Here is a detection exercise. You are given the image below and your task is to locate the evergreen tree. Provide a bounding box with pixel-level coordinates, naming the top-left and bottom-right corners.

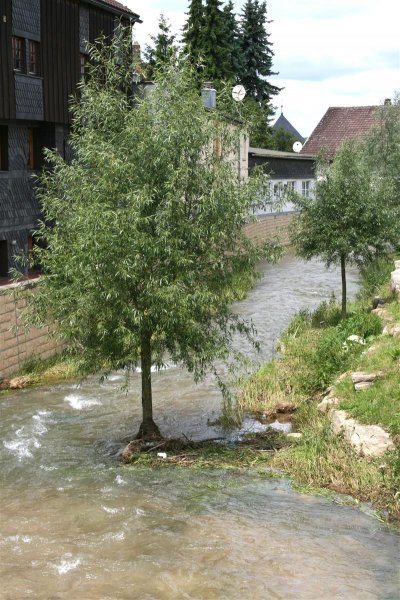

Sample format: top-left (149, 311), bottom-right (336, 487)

top-left (182, 0), bottom-right (204, 70)
top-left (223, 1), bottom-right (241, 81)
top-left (202, 0), bottom-right (232, 82)
top-left (144, 14), bottom-right (177, 80)
top-left (239, 0), bottom-right (280, 103)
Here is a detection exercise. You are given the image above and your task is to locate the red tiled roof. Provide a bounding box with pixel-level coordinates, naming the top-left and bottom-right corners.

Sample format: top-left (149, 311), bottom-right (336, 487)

top-left (92, 0), bottom-right (138, 18)
top-left (301, 106), bottom-right (378, 157)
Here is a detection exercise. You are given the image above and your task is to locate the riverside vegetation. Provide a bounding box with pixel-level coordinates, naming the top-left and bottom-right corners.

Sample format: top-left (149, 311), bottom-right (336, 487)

top-left (238, 254), bottom-right (400, 523)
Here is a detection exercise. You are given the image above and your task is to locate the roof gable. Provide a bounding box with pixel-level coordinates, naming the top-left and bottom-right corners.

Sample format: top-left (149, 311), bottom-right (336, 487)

top-left (273, 113), bottom-right (305, 144)
top-left (87, 0), bottom-right (139, 19)
top-left (301, 106), bottom-right (377, 156)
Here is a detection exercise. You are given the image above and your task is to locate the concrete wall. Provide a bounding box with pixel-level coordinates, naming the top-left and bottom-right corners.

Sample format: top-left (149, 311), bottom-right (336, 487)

top-left (0, 282), bottom-right (63, 377)
top-left (244, 212), bottom-right (295, 246)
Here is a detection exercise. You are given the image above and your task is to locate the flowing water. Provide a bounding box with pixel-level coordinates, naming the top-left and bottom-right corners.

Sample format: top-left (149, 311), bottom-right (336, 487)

top-left (1, 254), bottom-right (399, 599)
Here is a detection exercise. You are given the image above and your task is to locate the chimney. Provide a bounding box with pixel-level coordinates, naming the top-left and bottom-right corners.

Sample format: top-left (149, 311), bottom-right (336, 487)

top-left (132, 42), bottom-right (141, 66)
top-left (201, 82), bottom-right (216, 110)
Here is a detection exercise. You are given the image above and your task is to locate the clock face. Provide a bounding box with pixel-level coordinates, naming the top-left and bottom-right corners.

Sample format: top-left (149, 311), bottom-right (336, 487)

top-left (232, 85), bottom-right (246, 102)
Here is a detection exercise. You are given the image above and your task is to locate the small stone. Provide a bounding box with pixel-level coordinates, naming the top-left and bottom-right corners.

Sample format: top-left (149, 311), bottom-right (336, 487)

top-left (275, 402), bottom-right (296, 414)
top-left (371, 307), bottom-right (388, 320)
top-left (9, 375), bottom-right (33, 389)
top-left (317, 396), bottom-right (340, 413)
top-left (351, 371), bottom-right (384, 384)
top-left (347, 334), bottom-right (365, 345)
top-left (391, 268), bottom-right (400, 293)
top-left (372, 296), bottom-right (386, 309)
top-left (286, 432), bottom-right (302, 440)
top-left (383, 324), bottom-right (400, 336)
top-left (354, 381), bottom-right (372, 391)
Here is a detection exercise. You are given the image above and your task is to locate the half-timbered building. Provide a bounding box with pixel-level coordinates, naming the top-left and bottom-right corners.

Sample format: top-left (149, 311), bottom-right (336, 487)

top-left (0, 0), bottom-right (140, 278)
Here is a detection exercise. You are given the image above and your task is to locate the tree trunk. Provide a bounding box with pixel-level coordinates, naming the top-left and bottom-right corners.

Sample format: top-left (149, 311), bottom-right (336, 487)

top-left (340, 253), bottom-right (347, 320)
top-left (137, 331), bottom-right (161, 439)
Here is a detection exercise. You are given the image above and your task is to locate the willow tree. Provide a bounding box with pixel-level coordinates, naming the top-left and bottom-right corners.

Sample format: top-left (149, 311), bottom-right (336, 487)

top-left (291, 138), bottom-right (399, 319)
top-left (25, 36), bottom-right (269, 438)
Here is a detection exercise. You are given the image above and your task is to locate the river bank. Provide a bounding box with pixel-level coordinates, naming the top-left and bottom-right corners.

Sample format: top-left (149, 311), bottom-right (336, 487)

top-left (238, 255), bottom-right (400, 523)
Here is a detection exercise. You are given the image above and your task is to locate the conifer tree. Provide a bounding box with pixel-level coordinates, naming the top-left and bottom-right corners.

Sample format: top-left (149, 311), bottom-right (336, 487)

top-left (223, 1), bottom-right (241, 81)
top-left (239, 0), bottom-right (280, 103)
top-left (182, 0), bottom-right (204, 70)
top-left (202, 0), bottom-right (232, 82)
top-left (144, 14), bottom-right (177, 80)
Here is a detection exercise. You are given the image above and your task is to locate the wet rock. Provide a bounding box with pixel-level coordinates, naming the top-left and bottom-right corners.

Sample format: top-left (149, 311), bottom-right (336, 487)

top-left (121, 440), bottom-right (142, 463)
top-left (331, 410), bottom-right (395, 458)
top-left (8, 375), bottom-right (33, 389)
top-left (317, 396), bottom-right (340, 413)
top-left (351, 371), bottom-right (384, 385)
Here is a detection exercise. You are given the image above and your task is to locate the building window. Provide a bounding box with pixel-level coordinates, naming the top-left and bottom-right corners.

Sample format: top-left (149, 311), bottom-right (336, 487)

top-left (0, 126), bottom-right (8, 171)
top-left (80, 54), bottom-right (88, 80)
top-left (302, 180), bottom-right (311, 197)
top-left (28, 40), bottom-right (39, 75)
top-left (12, 36), bottom-right (24, 71)
top-left (27, 128), bottom-right (36, 170)
top-left (0, 240), bottom-right (8, 278)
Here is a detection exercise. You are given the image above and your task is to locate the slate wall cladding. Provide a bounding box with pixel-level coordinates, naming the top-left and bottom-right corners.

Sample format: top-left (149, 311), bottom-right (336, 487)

top-left (0, 125), bottom-right (40, 271)
top-left (80, 6), bottom-right (90, 53)
top-left (15, 74), bottom-right (44, 120)
top-left (12, 0), bottom-right (41, 39)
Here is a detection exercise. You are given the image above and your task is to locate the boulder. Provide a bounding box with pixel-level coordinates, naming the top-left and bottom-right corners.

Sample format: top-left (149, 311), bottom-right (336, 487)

top-left (331, 410), bottom-right (395, 458)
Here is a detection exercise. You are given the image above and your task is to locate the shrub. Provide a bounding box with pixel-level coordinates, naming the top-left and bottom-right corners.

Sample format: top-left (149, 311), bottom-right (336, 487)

top-left (339, 310), bottom-right (383, 339)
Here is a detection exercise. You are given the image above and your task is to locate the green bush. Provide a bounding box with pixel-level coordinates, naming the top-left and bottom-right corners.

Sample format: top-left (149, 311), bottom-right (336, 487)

top-left (311, 299), bottom-right (342, 328)
top-left (339, 310), bottom-right (383, 339)
top-left (358, 255), bottom-right (396, 299)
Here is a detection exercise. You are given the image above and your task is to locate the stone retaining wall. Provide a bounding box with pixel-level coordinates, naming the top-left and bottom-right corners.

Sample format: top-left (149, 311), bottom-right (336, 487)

top-left (0, 282), bottom-right (63, 377)
top-left (244, 212), bottom-right (295, 246)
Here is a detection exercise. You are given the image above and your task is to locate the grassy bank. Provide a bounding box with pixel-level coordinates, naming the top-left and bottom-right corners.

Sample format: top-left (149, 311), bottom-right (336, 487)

top-left (237, 254), bottom-right (400, 522)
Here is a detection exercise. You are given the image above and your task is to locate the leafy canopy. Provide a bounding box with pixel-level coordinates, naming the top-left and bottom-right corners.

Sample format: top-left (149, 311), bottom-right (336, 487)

top-left (27, 37), bottom-right (270, 384)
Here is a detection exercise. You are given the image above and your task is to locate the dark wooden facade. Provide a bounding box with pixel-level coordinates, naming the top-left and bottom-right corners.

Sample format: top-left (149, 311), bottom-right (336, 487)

top-left (0, 0), bottom-right (140, 277)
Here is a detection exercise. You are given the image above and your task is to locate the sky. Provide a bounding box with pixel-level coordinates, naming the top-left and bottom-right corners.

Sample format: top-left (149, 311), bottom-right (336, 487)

top-left (124, 0), bottom-right (400, 138)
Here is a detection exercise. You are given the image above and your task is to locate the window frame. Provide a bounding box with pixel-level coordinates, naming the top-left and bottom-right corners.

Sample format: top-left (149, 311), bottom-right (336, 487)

top-left (0, 126), bottom-right (8, 171)
top-left (12, 36), bottom-right (24, 71)
top-left (28, 40), bottom-right (39, 75)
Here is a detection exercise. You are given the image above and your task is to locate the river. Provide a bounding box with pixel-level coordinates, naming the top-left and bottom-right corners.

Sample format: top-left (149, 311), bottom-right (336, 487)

top-left (1, 254), bottom-right (399, 599)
